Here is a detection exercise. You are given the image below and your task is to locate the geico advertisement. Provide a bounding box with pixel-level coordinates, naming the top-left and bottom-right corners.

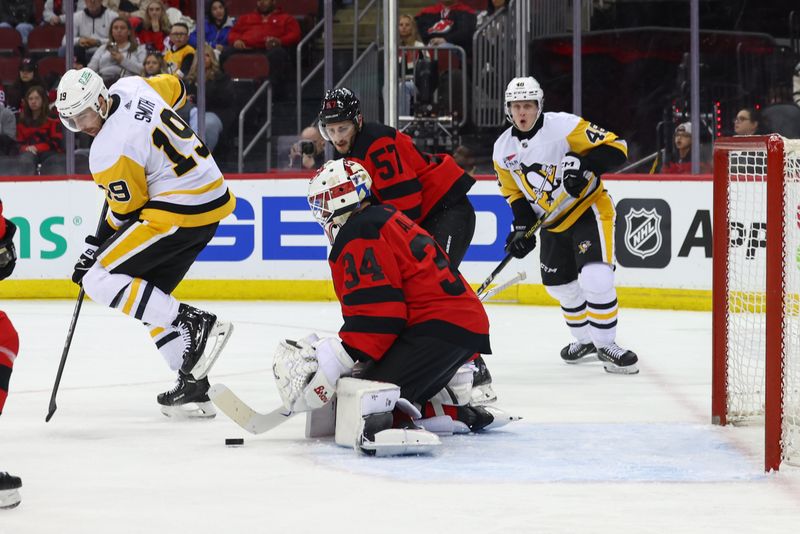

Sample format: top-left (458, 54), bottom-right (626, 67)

top-left (1, 177), bottom-right (721, 289)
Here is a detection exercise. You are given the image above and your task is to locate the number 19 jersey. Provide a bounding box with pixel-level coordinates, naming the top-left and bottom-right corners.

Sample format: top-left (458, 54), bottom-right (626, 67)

top-left (89, 75), bottom-right (235, 231)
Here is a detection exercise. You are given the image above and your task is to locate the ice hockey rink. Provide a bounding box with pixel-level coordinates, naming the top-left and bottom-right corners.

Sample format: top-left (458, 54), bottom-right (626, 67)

top-left (1, 299), bottom-right (799, 533)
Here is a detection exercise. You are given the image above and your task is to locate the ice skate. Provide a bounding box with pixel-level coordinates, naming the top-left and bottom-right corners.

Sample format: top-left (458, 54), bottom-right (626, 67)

top-left (470, 355), bottom-right (498, 405)
top-left (0, 472), bottom-right (21, 509)
top-left (158, 372), bottom-right (217, 418)
top-left (560, 341), bottom-right (598, 364)
top-left (173, 303), bottom-right (233, 379)
top-left (597, 343), bottom-right (639, 374)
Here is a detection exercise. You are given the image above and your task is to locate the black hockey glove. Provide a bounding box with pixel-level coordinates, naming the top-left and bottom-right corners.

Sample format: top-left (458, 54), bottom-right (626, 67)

top-left (561, 152), bottom-right (592, 198)
top-left (505, 224), bottom-right (537, 259)
top-left (72, 235), bottom-right (102, 285)
top-left (0, 219), bottom-right (17, 281)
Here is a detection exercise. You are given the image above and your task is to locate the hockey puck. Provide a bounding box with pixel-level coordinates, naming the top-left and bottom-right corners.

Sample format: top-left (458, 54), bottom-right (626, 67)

top-left (225, 438), bottom-right (244, 446)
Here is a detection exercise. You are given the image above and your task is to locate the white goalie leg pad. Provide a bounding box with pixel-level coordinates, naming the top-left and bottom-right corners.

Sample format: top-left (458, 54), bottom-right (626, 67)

top-left (0, 488), bottom-right (21, 509)
top-left (335, 378), bottom-right (440, 456)
top-left (428, 365), bottom-right (474, 407)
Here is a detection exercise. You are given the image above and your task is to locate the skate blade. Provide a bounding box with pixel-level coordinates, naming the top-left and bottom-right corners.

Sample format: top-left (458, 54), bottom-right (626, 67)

top-left (190, 320), bottom-right (234, 380)
top-left (0, 489), bottom-right (21, 509)
top-left (602, 362), bottom-right (639, 375)
top-left (563, 353), bottom-right (600, 364)
top-left (483, 406), bottom-right (523, 430)
top-left (160, 401), bottom-right (217, 419)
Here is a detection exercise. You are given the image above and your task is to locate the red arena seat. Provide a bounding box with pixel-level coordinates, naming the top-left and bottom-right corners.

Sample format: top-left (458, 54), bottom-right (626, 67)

top-left (0, 28), bottom-right (23, 56)
top-left (27, 25), bottom-right (66, 57)
top-left (36, 55), bottom-right (67, 81)
top-left (0, 56), bottom-right (20, 84)
top-left (223, 53), bottom-right (270, 81)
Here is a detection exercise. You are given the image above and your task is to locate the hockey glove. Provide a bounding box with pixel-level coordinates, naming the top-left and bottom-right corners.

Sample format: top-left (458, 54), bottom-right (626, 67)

top-left (0, 219), bottom-right (17, 281)
top-left (561, 152), bottom-right (592, 198)
top-left (505, 224), bottom-right (537, 259)
top-left (72, 235), bottom-right (102, 285)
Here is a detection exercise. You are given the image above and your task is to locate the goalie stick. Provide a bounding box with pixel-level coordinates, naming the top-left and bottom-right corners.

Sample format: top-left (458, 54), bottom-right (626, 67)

top-left (208, 384), bottom-right (295, 434)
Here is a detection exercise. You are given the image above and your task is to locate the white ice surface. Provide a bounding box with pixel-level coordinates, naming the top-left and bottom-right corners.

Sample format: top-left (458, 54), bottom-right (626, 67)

top-left (1, 300), bottom-right (800, 533)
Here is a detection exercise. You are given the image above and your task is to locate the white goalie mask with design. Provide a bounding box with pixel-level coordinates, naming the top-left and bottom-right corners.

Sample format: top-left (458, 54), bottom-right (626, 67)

top-left (308, 159), bottom-right (373, 244)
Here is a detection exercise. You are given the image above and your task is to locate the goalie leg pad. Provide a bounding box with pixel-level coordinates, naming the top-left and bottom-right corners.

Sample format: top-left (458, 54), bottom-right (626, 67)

top-left (335, 378), bottom-right (440, 456)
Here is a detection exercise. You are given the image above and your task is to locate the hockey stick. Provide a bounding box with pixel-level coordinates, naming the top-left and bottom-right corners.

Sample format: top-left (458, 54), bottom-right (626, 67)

top-left (209, 384), bottom-right (296, 434)
top-left (475, 193), bottom-right (568, 296)
top-left (478, 271), bottom-right (526, 302)
top-left (46, 202), bottom-right (109, 422)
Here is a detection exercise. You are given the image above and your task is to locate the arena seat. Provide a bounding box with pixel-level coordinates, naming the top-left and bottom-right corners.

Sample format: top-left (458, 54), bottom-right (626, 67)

top-left (36, 56), bottom-right (67, 81)
top-left (0, 28), bottom-right (22, 56)
top-left (27, 25), bottom-right (66, 58)
top-left (0, 57), bottom-right (20, 84)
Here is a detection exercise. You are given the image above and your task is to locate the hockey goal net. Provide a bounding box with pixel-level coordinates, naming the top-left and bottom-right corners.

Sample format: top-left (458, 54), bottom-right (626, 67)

top-left (712, 135), bottom-right (800, 471)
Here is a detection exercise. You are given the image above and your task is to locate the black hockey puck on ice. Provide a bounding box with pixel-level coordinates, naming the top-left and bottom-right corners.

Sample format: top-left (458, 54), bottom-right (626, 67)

top-left (225, 438), bottom-right (244, 446)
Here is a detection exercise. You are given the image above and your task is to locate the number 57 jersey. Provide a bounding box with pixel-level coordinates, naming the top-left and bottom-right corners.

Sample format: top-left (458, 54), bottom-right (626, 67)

top-left (89, 74), bottom-right (235, 230)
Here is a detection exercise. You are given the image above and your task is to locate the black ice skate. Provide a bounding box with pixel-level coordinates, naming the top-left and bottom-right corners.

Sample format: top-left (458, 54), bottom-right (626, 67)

top-left (455, 405), bottom-right (521, 432)
top-left (560, 341), bottom-right (598, 364)
top-left (172, 303), bottom-right (233, 379)
top-left (0, 472), bottom-right (22, 509)
top-left (470, 355), bottom-right (497, 405)
top-left (157, 372), bottom-right (216, 418)
top-left (597, 343), bottom-right (639, 374)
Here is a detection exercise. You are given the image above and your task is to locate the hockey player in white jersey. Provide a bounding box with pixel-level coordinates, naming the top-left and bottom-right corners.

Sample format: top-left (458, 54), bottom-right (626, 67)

top-left (55, 68), bottom-right (236, 416)
top-left (492, 76), bottom-right (638, 374)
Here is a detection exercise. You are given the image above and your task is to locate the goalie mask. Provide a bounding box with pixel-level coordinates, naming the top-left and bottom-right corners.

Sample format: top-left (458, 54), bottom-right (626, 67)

top-left (55, 67), bottom-right (110, 133)
top-left (504, 76), bottom-right (544, 131)
top-left (308, 159), bottom-right (373, 244)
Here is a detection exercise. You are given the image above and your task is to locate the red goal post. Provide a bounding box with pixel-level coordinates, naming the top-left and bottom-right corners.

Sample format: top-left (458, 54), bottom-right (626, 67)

top-left (712, 135), bottom-right (800, 472)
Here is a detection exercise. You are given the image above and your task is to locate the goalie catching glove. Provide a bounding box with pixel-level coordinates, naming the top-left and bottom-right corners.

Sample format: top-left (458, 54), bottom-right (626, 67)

top-left (273, 334), bottom-right (354, 412)
top-left (560, 152), bottom-right (594, 198)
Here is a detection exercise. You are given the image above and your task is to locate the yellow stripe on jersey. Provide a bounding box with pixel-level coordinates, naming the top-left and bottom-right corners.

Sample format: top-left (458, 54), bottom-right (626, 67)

top-left (140, 189), bottom-right (235, 228)
top-left (154, 177), bottom-right (225, 197)
top-left (123, 278), bottom-right (143, 315)
top-left (98, 220), bottom-right (175, 269)
top-left (143, 74), bottom-right (187, 110)
top-left (93, 155), bottom-right (149, 218)
top-left (494, 162), bottom-right (527, 205)
top-left (565, 118), bottom-right (628, 158)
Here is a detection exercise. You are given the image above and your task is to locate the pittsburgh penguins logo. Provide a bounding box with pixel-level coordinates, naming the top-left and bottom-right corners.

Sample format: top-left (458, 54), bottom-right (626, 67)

top-left (516, 162), bottom-right (559, 204)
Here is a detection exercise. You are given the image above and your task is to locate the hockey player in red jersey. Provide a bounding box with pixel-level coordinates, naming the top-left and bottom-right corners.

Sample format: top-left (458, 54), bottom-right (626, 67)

top-left (0, 197), bottom-right (23, 509)
top-left (317, 88), bottom-right (496, 403)
top-left (271, 160), bottom-right (512, 454)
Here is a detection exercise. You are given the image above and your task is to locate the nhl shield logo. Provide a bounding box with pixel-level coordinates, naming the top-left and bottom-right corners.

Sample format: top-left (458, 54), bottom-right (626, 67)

top-left (624, 208), bottom-right (662, 259)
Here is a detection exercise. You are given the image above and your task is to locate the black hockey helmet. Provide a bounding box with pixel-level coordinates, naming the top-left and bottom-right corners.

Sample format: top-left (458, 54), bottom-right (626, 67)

top-left (318, 87), bottom-right (362, 140)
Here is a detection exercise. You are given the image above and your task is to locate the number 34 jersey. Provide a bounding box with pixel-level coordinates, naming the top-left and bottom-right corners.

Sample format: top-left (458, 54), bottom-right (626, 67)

top-left (328, 204), bottom-right (491, 363)
top-left (89, 74), bottom-right (235, 231)
top-left (493, 111), bottom-right (627, 232)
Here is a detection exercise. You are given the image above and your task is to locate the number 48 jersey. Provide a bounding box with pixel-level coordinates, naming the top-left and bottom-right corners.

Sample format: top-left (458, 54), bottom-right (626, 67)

top-left (89, 75), bottom-right (235, 231)
top-left (328, 204), bottom-right (491, 363)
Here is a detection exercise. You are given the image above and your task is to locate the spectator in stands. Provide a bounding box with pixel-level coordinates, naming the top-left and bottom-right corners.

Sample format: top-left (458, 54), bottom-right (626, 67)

top-left (60, 0), bottom-right (118, 67)
top-left (0, 1), bottom-right (35, 46)
top-left (733, 107), bottom-right (760, 136)
top-left (43, 0), bottom-right (86, 25)
top-left (16, 86), bottom-right (63, 168)
top-left (136, 0), bottom-right (171, 52)
top-left (4, 59), bottom-right (45, 114)
top-left (105, 0), bottom-right (141, 17)
top-left (164, 22), bottom-right (195, 77)
top-left (661, 122), bottom-right (709, 174)
top-left (182, 44), bottom-right (232, 151)
top-left (415, 0), bottom-right (477, 56)
top-left (0, 94), bottom-right (16, 156)
top-left (225, 0), bottom-right (301, 99)
top-left (189, 0), bottom-right (234, 56)
top-left (398, 14), bottom-right (428, 116)
top-left (288, 125), bottom-right (325, 169)
top-left (142, 51), bottom-right (169, 76)
top-left (477, 0), bottom-right (506, 27)
top-left (88, 17), bottom-right (146, 86)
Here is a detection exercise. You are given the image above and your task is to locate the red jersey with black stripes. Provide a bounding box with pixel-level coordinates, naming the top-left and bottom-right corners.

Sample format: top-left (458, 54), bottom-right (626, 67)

top-left (328, 203), bottom-right (490, 362)
top-left (335, 122), bottom-right (474, 224)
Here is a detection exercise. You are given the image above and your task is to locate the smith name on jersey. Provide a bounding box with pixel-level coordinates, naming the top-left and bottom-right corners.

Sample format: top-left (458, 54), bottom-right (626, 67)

top-left (90, 74), bottom-right (235, 231)
top-left (493, 112), bottom-right (627, 232)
